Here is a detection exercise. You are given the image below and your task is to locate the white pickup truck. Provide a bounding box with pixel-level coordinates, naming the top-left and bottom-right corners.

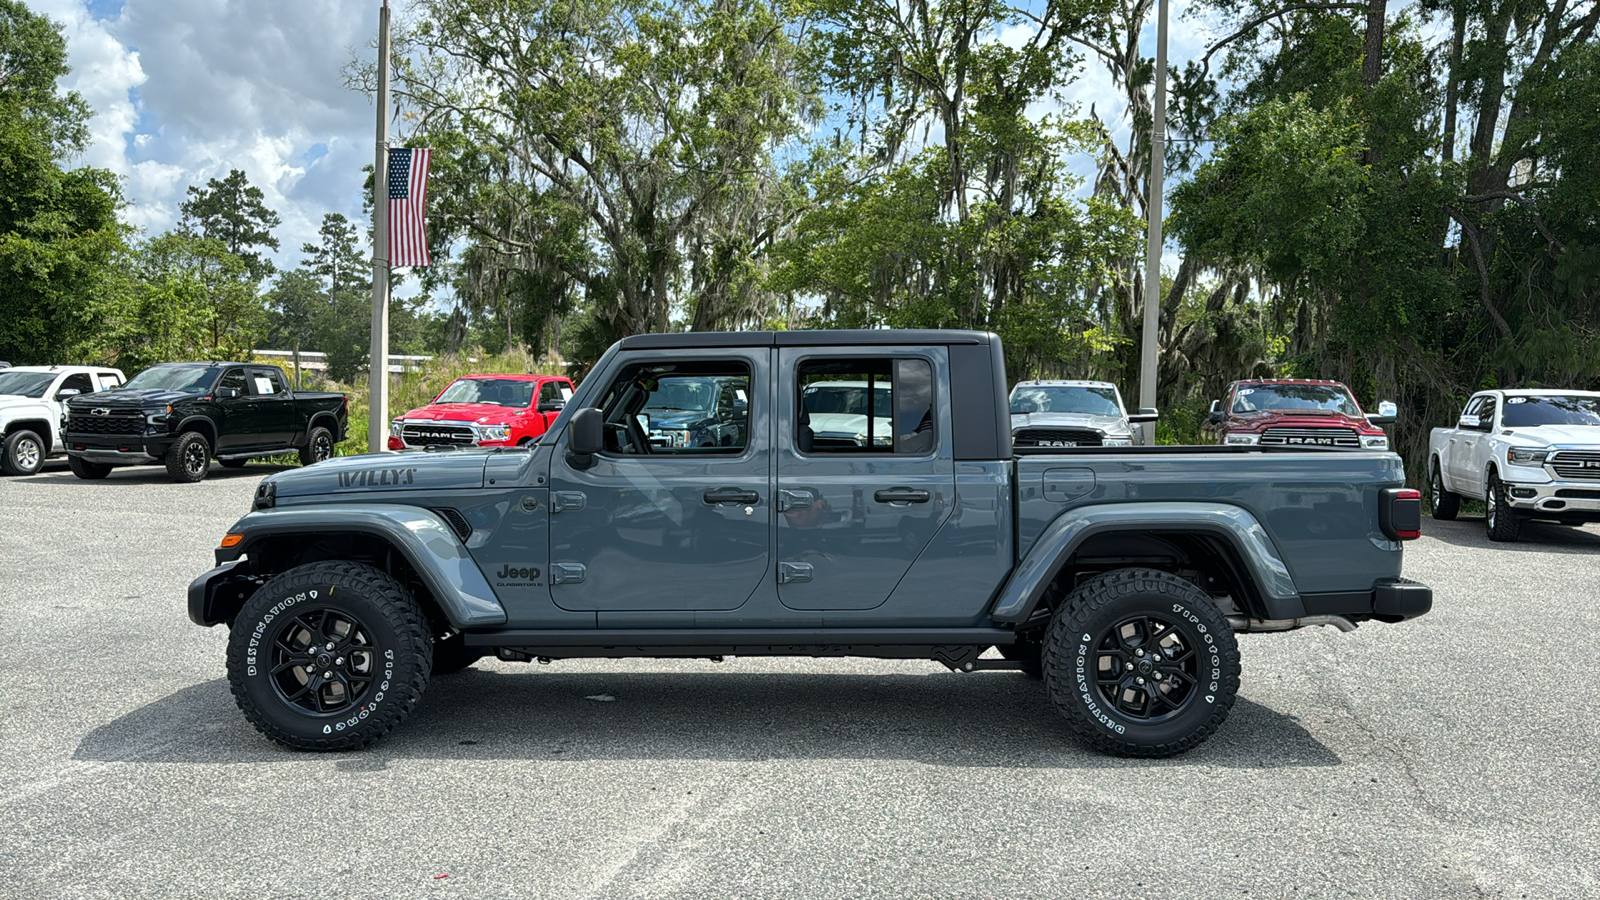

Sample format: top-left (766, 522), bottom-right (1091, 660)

top-left (0, 366), bottom-right (127, 476)
top-left (1428, 389), bottom-right (1600, 541)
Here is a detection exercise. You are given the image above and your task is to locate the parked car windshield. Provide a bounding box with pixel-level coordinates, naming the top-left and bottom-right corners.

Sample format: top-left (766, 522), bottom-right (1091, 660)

top-left (0, 371), bottom-right (56, 398)
top-left (1010, 385), bottom-right (1123, 417)
top-left (803, 383), bottom-right (892, 417)
top-left (643, 378), bottom-right (717, 412)
top-left (1231, 384), bottom-right (1361, 416)
top-left (121, 366), bottom-right (220, 393)
top-left (434, 378), bottom-right (536, 408)
top-left (1502, 395), bottom-right (1600, 427)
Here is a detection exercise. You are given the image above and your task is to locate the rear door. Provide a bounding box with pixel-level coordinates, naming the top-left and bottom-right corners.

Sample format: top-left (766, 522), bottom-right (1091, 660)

top-left (547, 349), bottom-right (770, 611)
top-left (774, 347), bottom-right (953, 611)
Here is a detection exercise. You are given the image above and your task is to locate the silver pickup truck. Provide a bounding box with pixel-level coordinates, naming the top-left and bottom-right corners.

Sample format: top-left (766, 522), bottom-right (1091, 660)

top-left (189, 330), bottom-right (1430, 758)
top-left (1428, 389), bottom-right (1600, 541)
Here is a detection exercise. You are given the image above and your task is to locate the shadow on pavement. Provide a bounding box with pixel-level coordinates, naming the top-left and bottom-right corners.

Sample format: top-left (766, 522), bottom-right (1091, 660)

top-left (1420, 516), bottom-right (1600, 553)
top-left (17, 464), bottom-right (296, 485)
top-left (75, 670), bottom-right (1339, 770)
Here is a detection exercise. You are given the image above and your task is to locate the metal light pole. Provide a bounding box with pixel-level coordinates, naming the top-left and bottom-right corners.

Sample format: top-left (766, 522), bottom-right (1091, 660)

top-left (1138, 0), bottom-right (1169, 445)
top-left (367, 0), bottom-right (392, 454)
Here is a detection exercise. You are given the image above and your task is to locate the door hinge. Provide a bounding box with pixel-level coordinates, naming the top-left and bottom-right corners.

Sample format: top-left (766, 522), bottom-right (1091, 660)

top-left (777, 562), bottom-right (814, 585)
top-left (550, 563), bottom-right (587, 585)
top-left (776, 489), bottom-right (813, 512)
top-left (551, 491), bottom-right (587, 513)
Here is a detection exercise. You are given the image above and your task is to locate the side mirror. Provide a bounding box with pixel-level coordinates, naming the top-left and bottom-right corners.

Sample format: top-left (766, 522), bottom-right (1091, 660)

top-left (56, 388), bottom-right (82, 399)
top-left (1367, 401), bottom-right (1398, 426)
top-left (1128, 407), bottom-right (1160, 424)
top-left (1458, 414), bottom-right (1481, 429)
top-left (1206, 400), bottom-right (1224, 425)
top-left (217, 387), bottom-right (242, 400)
top-left (567, 407), bottom-right (604, 457)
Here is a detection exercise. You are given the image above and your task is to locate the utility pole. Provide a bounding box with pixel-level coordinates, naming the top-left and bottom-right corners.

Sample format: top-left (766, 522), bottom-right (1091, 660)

top-left (1138, 0), bottom-right (1170, 445)
top-left (368, 0), bottom-right (391, 454)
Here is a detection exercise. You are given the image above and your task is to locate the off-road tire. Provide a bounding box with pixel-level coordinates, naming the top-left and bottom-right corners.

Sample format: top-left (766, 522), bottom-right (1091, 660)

top-left (165, 431), bottom-right (211, 482)
top-left (226, 561), bottom-right (432, 751)
top-left (299, 426), bottom-right (334, 467)
top-left (1485, 472), bottom-right (1522, 543)
top-left (68, 455), bottom-right (112, 480)
top-left (1430, 461), bottom-right (1459, 521)
top-left (1, 429), bottom-right (45, 476)
top-left (431, 633), bottom-right (486, 676)
top-left (999, 641), bottom-right (1044, 679)
top-left (1042, 568), bottom-right (1240, 758)
top-left (219, 458), bottom-right (248, 469)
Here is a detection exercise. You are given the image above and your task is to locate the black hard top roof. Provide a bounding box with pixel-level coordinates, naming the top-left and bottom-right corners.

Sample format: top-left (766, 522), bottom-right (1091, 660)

top-left (617, 329), bottom-right (996, 350)
top-left (148, 361), bottom-right (259, 368)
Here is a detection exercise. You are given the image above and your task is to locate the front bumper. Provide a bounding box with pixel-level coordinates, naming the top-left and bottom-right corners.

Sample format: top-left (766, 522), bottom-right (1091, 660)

top-left (1502, 480), bottom-right (1600, 517)
top-left (65, 434), bottom-right (172, 465)
top-left (188, 560), bottom-right (256, 626)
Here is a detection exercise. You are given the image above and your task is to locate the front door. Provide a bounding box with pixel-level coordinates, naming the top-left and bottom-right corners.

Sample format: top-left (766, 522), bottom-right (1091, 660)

top-left (213, 368), bottom-right (255, 452)
top-left (547, 348), bottom-right (770, 611)
top-left (775, 347), bottom-right (954, 611)
top-left (250, 366), bottom-right (296, 447)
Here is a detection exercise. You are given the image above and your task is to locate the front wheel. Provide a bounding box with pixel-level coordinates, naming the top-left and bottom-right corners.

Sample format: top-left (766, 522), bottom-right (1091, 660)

top-left (299, 425), bottom-right (334, 466)
top-left (226, 561), bottom-right (432, 751)
top-left (1485, 472), bottom-right (1522, 542)
top-left (1430, 462), bottom-right (1460, 521)
top-left (165, 431), bottom-right (211, 482)
top-left (1042, 568), bottom-right (1240, 758)
top-left (1, 429), bottom-right (46, 476)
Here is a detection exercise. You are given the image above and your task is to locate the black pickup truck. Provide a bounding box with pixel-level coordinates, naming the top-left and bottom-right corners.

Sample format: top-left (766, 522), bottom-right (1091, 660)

top-left (65, 362), bottom-right (347, 482)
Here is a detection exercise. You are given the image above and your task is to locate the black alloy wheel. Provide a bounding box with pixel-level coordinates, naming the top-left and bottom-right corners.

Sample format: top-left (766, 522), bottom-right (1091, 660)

top-left (165, 431), bottom-right (211, 482)
top-left (266, 608), bottom-right (381, 716)
top-left (299, 426), bottom-right (335, 467)
top-left (1083, 613), bottom-right (1201, 723)
top-left (1, 429), bottom-right (45, 476)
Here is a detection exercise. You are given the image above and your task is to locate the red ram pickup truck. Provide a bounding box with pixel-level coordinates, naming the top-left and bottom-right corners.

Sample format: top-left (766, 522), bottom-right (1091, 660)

top-left (388, 373), bottom-right (574, 450)
top-left (1207, 379), bottom-right (1397, 450)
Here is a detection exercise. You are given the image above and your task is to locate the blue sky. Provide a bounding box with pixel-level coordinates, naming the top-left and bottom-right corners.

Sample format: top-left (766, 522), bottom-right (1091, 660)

top-left (37, 0), bottom-right (1215, 279)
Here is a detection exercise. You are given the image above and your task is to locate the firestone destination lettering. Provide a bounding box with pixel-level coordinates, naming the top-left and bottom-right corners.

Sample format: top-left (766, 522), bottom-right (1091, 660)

top-left (337, 467), bottom-right (419, 488)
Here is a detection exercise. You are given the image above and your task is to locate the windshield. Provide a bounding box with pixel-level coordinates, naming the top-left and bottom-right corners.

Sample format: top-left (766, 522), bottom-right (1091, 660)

top-left (0, 371), bottom-right (55, 398)
top-left (1502, 395), bottom-right (1600, 428)
top-left (1231, 384), bottom-right (1361, 416)
top-left (1010, 385), bottom-right (1123, 417)
top-left (122, 366), bottom-right (219, 393)
top-left (643, 378), bottom-right (716, 413)
top-left (803, 384), bottom-right (892, 417)
top-left (434, 378), bottom-right (536, 408)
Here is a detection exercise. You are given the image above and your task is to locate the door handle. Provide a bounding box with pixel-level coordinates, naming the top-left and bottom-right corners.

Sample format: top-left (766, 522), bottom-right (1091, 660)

top-left (874, 488), bottom-right (930, 504)
top-left (703, 487), bottom-right (759, 505)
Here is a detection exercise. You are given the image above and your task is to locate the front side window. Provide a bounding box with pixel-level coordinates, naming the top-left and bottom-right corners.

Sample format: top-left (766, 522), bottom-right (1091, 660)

top-left (218, 369), bottom-right (249, 396)
top-left (58, 373), bottom-right (95, 396)
top-left (1477, 397), bottom-right (1498, 429)
top-left (797, 357), bottom-right (935, 455)
top-left (595, 360), bottom-right (751, 455)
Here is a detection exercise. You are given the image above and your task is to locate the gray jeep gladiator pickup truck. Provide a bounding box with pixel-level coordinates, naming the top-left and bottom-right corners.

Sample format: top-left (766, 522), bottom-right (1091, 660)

top-left (189, 330), bottom-right (1430, 757)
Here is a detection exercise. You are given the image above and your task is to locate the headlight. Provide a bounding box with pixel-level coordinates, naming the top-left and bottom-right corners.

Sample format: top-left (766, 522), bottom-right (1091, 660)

top-left (390, 420), bottom-right (404, 437)
top-left (1103, 436), bottom-right (1133, 447)
top-left (144, 406), bottom-right (172, 424)
top-left (1361, 435), bottom-right (1389, 450)
top-left (1507, 447), bottom-right (1548, 466)
top-left (477, 425), bottom-right (511, 442)
top-left (1224, 432), bottom-right (1260, 445)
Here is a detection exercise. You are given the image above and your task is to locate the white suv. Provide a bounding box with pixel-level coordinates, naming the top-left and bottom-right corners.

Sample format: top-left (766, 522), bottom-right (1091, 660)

top-left (0, 366), bottom-right (126, 476)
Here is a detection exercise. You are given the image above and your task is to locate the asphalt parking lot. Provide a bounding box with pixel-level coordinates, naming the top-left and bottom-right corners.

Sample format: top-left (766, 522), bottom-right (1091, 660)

top-left (2, 461), bottom-right (1598, 899)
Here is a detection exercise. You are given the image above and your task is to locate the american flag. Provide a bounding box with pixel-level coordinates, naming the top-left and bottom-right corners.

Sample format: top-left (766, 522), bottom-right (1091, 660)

top-left (387, 147), bottom-right (431, 267)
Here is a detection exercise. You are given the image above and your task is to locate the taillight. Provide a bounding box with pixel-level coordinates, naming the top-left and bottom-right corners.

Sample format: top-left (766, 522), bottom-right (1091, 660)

top-left (1380, 487), bottom-right (1422, 540)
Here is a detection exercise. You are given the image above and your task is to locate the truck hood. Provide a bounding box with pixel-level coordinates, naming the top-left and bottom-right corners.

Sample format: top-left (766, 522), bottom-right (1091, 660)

top-left (398, 402), bottom-right (526, 425)
top-left (1501, 424), bottom-right (1600, 447)
top-left (645, 409), bottom-right (715, 429)
top-left (67, 389), bottom-right (198, 410)
top-left (0, 395), bottom-right (54, 415)
top-left (1010, 411), bottom-right (1128, 435)
top-left (1226, 409), bottom-right (1379, 434)
top-left (808, 412), bottom-right (893, 438)
top-left (266, 449), bottom-right (494, 499)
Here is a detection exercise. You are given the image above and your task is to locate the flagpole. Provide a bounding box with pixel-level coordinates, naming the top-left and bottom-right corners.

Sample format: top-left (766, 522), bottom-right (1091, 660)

top-left (368, 0), bottom-right (391, 454)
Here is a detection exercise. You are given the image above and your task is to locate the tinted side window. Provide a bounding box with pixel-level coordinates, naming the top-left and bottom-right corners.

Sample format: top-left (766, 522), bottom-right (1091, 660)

top-left (595, 360), bottom-right (751, 456)
top-left (218, 369), bottom-right (248, 395)
top-left (59, 373), bottom-right (94, 395)
top-left (1477, 397), bottom-right (1497, 429)
top-left (796, 357), bottom-right (935, 456)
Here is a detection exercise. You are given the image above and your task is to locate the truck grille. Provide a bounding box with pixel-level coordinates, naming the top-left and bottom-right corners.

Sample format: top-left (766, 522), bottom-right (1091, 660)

top-left (67, 411), bottom-right (145, 435)
top-left (1013, 427), bottom-right (1103, 448)
top-left (1550, 451), bottom-right (1600, 481)
top-left (1260, 427), bottom-right (1359, 448)
top-left (401, 423), bottom-right (476, 447)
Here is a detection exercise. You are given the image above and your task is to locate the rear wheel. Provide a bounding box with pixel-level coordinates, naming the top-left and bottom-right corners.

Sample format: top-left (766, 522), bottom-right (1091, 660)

top-left (1430, 461), bottom-right (1459, 520)
top-left (1042, 568), bottom-right (1240, 758)
top-left (1, 429), bottom-right (45, 476)
top-left (165, 431), bottom-right (211, 482)
top-left (68, 455), bottom-right (112, 480)
top-left (226, 561), bottom-right (432, 750)
top-left (299, 425), bottom-right (335, 466)
top-left (1485, 472), bottom-right (1522, 542)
